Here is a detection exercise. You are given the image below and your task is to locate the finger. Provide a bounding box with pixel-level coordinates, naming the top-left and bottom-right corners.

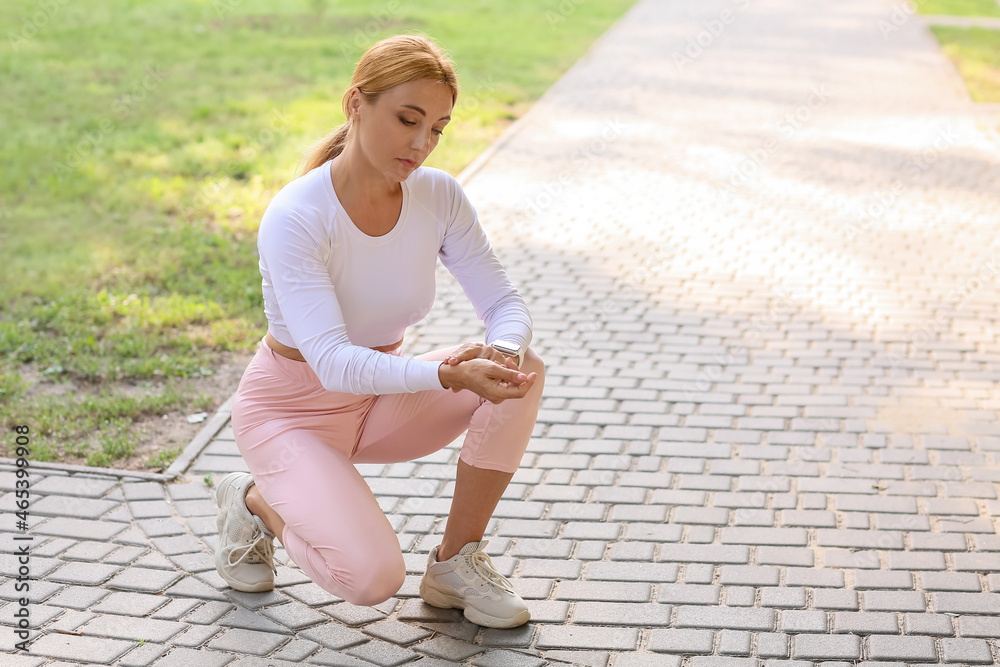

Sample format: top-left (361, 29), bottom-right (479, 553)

top-left (447, 348), bottom-right (474, 364)
top-left (490, 369), bottom-right (527, 391)
top-left (506, 373), bottom-right (535, 396)
top-left (496, 373), bottom-right (533, 397)
top-left (511, 378), bottom-right (534, 399)
top-left (479, 349), bottom-right (503, 367)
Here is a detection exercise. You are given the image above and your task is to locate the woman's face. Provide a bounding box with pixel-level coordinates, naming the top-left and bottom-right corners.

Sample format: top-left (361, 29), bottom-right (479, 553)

top-left (352, 78), bottom-right (453, 180)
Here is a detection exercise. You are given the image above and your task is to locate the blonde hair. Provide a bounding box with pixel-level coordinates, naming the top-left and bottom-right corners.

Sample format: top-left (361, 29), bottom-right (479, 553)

top-left (295, 34), bottom-right (459, 177)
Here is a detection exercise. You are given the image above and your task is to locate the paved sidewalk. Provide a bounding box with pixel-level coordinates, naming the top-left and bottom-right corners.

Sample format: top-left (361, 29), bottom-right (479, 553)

top-left (4, 0), bottom-right (1000, 664)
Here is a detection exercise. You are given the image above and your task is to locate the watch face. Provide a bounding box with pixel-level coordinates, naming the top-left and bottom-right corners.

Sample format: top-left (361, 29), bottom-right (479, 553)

top-left (491, 340), bottom-right (518, 355)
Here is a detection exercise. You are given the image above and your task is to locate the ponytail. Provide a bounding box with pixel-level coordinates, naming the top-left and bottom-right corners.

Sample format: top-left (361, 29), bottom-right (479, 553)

top-left (295, 122), bottom-right (351, 178)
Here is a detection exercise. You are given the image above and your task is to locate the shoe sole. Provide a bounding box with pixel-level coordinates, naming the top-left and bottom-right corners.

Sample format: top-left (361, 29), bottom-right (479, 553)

top-left (419, 578), bottom-right (530, 628)
top-left (214, 472), bottom-right (275, 593)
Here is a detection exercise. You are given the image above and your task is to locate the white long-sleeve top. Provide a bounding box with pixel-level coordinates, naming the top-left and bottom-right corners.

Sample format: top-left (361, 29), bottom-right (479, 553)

top-left (257, 155), bottom-right (533, 395)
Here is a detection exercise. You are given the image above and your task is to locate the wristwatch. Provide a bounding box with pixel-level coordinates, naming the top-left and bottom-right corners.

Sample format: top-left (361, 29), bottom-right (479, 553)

top-left (489, 339), bottom-right (525, 368)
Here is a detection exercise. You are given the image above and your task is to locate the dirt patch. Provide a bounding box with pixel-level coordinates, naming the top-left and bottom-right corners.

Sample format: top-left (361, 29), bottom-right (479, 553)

top-left (122, 347), bottom-right (255, 472)
top-left (13, 347), bottom-right (257, 472)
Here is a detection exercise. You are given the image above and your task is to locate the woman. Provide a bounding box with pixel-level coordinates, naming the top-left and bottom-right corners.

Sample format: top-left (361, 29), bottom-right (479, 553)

top-left (212, 34), bottom-right (544, 630)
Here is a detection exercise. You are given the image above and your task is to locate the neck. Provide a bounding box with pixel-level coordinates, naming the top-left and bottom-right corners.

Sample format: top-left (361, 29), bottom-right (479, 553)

top-left (331, 144), bottom-right (401, 204)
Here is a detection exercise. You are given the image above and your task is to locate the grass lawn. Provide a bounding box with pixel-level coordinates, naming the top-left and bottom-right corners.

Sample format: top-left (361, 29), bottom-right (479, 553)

top-left (930, 26), bottom-right (1000, 102)
top-left (916, 0), bottom-right (1000, 16)
top-left (0, 0), bottom-right (638, 470)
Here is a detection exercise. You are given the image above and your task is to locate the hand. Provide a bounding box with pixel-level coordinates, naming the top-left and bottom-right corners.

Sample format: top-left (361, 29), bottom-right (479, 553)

top-left (443, 342), bottom-right (515, 369)
top-left (439, 357), bottom-right (537, 404)
top-left (441, 343), bottom-right (519, 392)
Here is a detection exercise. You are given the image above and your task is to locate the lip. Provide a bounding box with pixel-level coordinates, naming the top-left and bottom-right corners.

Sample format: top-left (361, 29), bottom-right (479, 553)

top-left (398, 158), bottom-right (417, 168)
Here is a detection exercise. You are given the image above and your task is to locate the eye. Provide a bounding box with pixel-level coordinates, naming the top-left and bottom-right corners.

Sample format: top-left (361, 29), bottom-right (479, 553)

top-left (400, 117), bottom-right (444, 136)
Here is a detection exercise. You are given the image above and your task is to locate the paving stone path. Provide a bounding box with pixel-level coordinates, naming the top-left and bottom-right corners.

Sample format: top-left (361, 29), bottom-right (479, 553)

top-left (3, 0), bottom-right (1000, 664)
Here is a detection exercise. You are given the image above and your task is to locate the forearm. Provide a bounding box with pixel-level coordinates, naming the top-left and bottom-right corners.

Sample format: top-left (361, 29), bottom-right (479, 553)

top-left (483, 293), bottom-right (533, 351)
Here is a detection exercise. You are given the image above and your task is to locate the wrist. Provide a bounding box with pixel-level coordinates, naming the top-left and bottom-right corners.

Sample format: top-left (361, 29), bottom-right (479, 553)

top-left (438, 361), bottom-right (459, 390)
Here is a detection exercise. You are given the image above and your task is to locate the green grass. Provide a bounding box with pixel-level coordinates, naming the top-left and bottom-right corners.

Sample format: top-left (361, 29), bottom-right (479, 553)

top-left (0, 0), bottom-right (638, 467)
top-left (917, 0), bottom-right (1000, 16)
top-left (148, 445), bottom-right (184, 471)
top-left (931, 26), bottom-right (1000, 101)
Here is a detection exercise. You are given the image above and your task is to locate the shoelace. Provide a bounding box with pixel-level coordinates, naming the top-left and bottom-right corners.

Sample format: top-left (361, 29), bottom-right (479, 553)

top-left (465, 550), bottom-right (515, 595)
top-left (227, 522), bottom-right (277, 576)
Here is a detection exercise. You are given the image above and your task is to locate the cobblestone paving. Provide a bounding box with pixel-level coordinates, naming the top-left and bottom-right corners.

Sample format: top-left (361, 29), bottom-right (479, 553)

top-left (4, 0), bottom-right (1000, 664)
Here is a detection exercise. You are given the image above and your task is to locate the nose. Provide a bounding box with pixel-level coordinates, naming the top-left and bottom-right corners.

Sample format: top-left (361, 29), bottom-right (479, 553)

top-left (411, 128), bottom-right (435, 152)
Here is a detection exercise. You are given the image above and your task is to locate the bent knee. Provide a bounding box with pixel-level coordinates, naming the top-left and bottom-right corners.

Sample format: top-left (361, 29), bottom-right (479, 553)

top-left (336, 560), bottom-right (405, 607)
top-left (523, 347), bottom-right (545, 376)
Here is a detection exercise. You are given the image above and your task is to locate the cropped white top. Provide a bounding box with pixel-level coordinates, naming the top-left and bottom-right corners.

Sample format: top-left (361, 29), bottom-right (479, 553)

top-left (257, 155), bottom-right (533, 395)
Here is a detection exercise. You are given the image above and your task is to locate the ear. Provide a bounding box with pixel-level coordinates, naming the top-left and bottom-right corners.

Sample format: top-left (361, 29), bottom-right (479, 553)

top-left (348, 88), bottom-right (362, 119)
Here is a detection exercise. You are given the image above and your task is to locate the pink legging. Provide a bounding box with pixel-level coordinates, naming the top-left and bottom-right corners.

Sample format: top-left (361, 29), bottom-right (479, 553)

top-left (229, 335), bottom-right (544, 606)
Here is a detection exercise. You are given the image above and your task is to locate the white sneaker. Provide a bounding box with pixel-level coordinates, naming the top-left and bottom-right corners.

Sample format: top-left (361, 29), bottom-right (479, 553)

top-left (214, 471), bottom-right (277, 592)
top-left (419, 539), bottom-right (530, 628)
